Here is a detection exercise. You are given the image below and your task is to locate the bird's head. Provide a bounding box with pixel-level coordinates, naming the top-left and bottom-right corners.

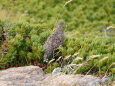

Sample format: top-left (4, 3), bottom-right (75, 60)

top-left (59, 22), bottom-right (64, 26)
top-left (57, 22), bottom-right (64, 30)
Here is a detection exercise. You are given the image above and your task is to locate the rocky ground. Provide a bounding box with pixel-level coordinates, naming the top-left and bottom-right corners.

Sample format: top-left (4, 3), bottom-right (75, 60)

top-left (0, 66), bottom-right (114, 86)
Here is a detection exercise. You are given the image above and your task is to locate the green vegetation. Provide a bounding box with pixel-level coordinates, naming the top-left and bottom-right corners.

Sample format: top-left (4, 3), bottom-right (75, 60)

top-left (0, 0), bottom-right (115, 79)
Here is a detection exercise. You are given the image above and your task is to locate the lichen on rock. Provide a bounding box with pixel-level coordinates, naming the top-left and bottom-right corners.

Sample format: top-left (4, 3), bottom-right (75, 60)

top-left (0, 66), bottom-right (112, 86)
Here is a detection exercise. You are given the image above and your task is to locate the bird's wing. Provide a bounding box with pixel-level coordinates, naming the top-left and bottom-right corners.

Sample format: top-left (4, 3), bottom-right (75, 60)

top-left (44, 34), bottom-right (53, 49)
top-left (44, 30), bottom-right (64, 50)
top-left (52, 32), bottom-right (64, 49)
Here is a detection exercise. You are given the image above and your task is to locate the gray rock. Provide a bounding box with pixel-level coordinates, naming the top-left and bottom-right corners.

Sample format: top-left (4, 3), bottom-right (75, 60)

top-left (52, 67), bottom-right (62, 74)
top-left (0, 66), bottom-right (112, 86)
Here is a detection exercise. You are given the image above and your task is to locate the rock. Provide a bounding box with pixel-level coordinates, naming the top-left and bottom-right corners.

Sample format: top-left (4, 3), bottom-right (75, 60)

top-left (101, 76), bottom-right (112, 83)
top-left (111, 81), bottom-right (115, 86)
top-left (0, 66), bottom-right (45, 86)
top-left (52, 67), bottom-right (62, 74)
top-left (0, 66), bottom-right (112, 86)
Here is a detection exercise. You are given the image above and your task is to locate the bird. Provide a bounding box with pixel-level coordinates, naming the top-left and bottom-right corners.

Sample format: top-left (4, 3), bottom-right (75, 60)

top-left (43, 22), bottom-right (64, 62)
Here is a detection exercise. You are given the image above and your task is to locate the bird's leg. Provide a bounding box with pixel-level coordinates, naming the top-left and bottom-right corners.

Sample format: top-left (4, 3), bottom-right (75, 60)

top-left (53, 50), bottom-right (55, 59)
top-left (53, 49), bottom-right (57, 59)
top-left (60, 56), bottom-right (64, 68)
top-left (54, 49), bottom-right (61, 57)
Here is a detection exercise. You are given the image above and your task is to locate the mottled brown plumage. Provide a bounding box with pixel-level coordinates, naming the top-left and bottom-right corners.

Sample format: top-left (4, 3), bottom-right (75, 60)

top-left (44, 22), bottom-right (64, 62)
